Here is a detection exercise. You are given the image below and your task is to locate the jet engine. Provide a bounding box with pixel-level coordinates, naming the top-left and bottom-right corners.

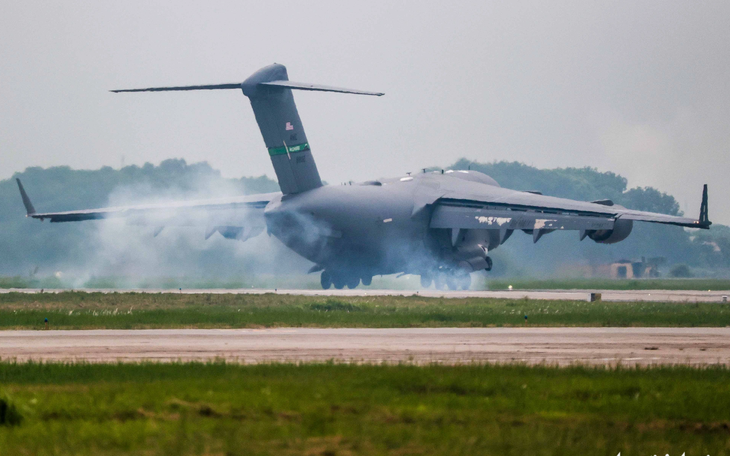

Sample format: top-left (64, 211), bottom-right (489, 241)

top-left (587, 218), bottom-right (633, 244)
top-left (449, 230), bottom-right (498, 272)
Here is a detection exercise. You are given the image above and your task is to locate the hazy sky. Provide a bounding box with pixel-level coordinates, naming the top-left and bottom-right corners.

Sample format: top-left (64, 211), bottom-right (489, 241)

top-left (2, 1), bottom-right (729, 223)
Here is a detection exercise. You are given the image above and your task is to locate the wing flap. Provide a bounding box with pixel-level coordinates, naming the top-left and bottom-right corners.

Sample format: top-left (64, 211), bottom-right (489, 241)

top-left (430, 205), bottom-right (615, 231)
top-left (435, 180), bottom-right (710, 230)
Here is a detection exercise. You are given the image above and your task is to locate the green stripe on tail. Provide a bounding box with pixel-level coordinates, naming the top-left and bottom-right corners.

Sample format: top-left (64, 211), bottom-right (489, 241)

top-left (268, 143), bottom-right (310, 156)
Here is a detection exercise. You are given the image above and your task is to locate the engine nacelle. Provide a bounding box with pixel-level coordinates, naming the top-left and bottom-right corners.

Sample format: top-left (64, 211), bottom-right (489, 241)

top-left (587, 218), bottom-right (633, 244)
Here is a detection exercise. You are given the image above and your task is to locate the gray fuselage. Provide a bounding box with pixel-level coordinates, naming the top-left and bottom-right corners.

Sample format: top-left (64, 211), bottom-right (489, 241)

top-left (264, 170), bottom-right (502, 279)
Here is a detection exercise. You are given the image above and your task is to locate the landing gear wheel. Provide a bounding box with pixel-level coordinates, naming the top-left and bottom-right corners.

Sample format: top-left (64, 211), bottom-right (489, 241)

top-left (333, 275), bottom-right (346, 290)
top-left (361, 275), bottom-right (372, 286)
top-left (420, 274), bottom-right (433, 288)
top-left (485, 256), bottom-right (493, 271)
top-left (446, 274), bottom-right (458, 291)
top-left (346, 276), bottom-right (360, 289)
top-left (320, 270), bottom-right (332, 290)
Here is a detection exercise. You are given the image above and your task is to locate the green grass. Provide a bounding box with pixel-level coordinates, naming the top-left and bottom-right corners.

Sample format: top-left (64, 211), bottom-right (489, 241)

top-left (0, 362), bottom-right (729, 455)
top-left (487, 277), bottom-right (730, 291)
top-left (2, 292), bottom-right (730, 329)
top-left (0, 276), bottom-right (65, 289)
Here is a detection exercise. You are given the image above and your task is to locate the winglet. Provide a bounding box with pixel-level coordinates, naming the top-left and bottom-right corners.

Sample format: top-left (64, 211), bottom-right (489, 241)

top-left (16, 178), bottom-right (36, 216)
top-left (699, 184), bottom-right (710, 228)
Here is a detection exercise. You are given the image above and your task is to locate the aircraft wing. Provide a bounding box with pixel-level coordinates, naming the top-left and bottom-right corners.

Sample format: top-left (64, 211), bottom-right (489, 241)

top-left (16, 178), bottom-right (279, 241)
top-left (430, 182), bottom-right (710, 235)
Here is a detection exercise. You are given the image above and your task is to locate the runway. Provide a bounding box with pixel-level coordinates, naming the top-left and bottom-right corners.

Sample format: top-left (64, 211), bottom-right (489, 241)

top-left (2, 288), bottom-right (730, 302)
top-left (1, 327), bottom-right (729, 366)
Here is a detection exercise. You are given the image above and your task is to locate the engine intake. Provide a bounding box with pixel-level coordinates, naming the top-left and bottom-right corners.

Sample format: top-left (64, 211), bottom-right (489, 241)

top-left (587, 218), bottom-right (633, 244)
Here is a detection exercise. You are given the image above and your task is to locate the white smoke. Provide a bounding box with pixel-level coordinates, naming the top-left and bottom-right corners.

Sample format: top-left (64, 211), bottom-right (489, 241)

top-left (56, 172), bottom-right (316, 289)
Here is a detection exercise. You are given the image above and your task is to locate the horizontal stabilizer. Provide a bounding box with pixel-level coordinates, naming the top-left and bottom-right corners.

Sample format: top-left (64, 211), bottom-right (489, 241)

top-left (111, 81), bottom-right (384, 96)
top-left (259, 80), bottom-right (384, 96)
top-left (111, 83), bottom-right (241, 93)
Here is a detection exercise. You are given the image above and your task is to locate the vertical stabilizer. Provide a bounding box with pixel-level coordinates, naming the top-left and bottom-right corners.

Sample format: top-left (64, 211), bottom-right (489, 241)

top-left (111, 63), bottom-right (383, 195)
top-left (242, 64), bottom-right (321, 195)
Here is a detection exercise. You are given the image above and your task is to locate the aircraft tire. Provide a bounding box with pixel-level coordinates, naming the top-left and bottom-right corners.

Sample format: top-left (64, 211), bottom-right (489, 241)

top-left (346, 276), bottom-right (360, 289)
top-left (320, 270), bottom-right (332, 289)
top-left (446, 275), bottom-right (458, 291)
top-left (333, 274), bottom-right (346, 290)
top-left (361, 275), bottom-right (372, 286)
top-left (485, 256), bottom-right (493, 271)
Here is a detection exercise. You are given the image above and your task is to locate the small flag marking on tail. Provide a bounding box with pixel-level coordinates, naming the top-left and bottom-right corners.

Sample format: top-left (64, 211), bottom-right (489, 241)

top-left (285, 122), bottom-right (294, 131)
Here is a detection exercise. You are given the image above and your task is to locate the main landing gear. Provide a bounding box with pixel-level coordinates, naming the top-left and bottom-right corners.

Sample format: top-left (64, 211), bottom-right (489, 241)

top-left (320, 270), bottom-right (373, 290)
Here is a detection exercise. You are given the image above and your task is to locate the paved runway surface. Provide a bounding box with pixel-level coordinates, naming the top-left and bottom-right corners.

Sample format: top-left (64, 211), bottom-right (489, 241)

top-left (1, 328), bottom-right (728, 366)
top-left (3, 288), bottom-right (730, 302)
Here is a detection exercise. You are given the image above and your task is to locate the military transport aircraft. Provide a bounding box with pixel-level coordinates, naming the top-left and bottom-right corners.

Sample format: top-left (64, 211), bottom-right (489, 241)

top-left (16, 64), bottom-right (711, 290)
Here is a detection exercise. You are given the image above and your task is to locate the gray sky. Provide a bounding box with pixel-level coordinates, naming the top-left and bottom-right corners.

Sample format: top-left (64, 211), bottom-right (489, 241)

top-left (2, 1), bottom-right (729, 223)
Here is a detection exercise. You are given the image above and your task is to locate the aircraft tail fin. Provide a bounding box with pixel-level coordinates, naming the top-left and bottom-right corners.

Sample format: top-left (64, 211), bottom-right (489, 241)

top-left (112, 64), bottom-right (383, 195)
top-left (241, 64), bottom-right (382, 194)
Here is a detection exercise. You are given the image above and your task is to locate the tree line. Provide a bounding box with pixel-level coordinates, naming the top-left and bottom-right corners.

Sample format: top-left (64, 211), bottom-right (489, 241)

top-left (0, 158), bottom-right (726, 279)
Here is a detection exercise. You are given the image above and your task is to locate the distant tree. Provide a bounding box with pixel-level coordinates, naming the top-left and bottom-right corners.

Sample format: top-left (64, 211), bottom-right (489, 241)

top-left (618, 187), bottom-right (681, 215)
top-left (669, 264), bottom-right (692, 278)
top-left (450, 159), bottom-right (627, 201)
top-left (1, 158), bottom-right (726, 278)
top-left (691, 224), bottom-right (730, 268)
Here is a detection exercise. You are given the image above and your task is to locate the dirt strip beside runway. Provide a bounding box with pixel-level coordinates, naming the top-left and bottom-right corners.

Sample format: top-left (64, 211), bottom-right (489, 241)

top-left (1, 327), bottom-right (729, 366)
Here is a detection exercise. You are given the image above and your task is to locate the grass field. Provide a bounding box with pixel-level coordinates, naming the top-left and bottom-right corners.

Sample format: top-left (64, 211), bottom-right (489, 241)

top-left (1, 362), bottom-right (728, 455)
top-left (2, 292), bottom-right (730, 329)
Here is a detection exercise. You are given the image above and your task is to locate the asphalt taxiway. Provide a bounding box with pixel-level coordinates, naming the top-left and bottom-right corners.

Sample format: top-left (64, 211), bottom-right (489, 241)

top-left (1, 327), bottom-right (728, 366)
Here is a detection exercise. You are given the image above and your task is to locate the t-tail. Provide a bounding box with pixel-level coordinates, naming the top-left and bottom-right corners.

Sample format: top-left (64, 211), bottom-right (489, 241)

top-left (112, 64), bottom-right (383, 194)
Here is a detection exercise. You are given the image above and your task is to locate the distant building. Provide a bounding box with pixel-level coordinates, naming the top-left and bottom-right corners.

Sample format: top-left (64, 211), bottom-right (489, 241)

top-left (593, 257), bottom-right (665, 279)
